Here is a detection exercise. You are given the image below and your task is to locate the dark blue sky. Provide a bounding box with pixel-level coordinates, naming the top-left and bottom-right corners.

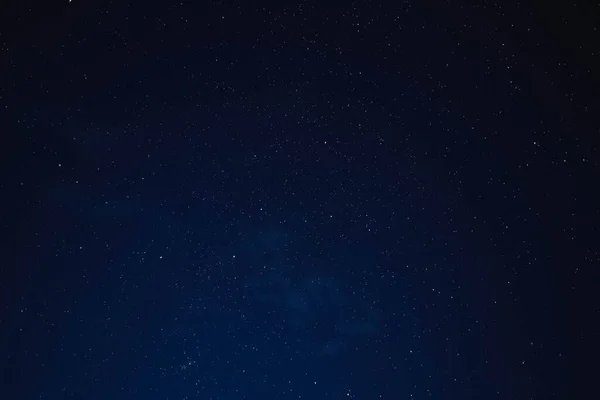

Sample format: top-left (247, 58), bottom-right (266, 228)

top-left (1, 0), bottom-right (598, 398)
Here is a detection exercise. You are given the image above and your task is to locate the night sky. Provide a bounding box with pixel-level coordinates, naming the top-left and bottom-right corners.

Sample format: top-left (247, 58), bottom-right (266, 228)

top-left (1, 0), bottom-right (599, 399)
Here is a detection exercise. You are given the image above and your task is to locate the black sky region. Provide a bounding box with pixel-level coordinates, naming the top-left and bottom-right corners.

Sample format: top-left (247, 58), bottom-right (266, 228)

top-left (1, 0), bottom-right (599, 399)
